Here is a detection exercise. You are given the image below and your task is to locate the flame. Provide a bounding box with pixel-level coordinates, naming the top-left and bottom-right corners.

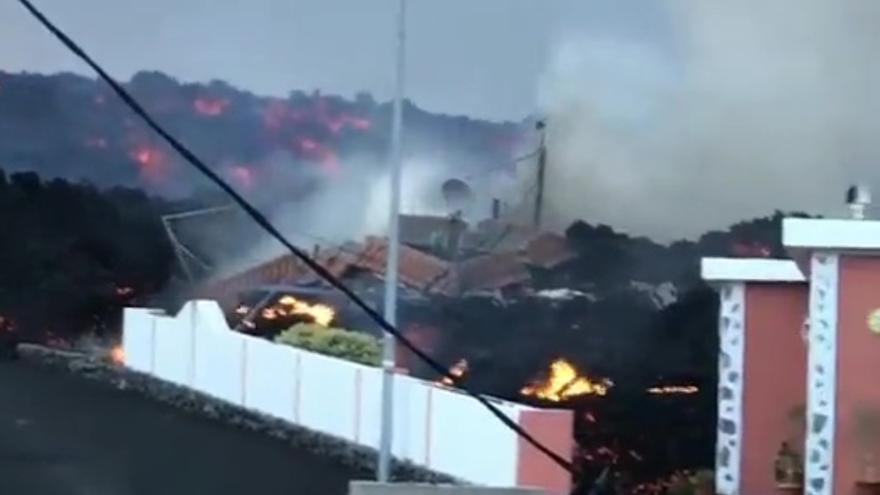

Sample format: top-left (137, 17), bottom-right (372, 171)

top-left (193, 97), bottom-right (230, 117)
top-left (129, 145), bottom-right (170, 183)
top-left (520, 359), bottom-right (612, 402)
top-left (278, 295), bottom-right (335, 326)
top-left (263, 98), bottom-right (370, 138)
top-left (235, 305), bottom-right (250, 315)
top-left (646, 385), bottom-right (699, 395)
top-left (110, 345), bottom-right (125, 365)
top-left (438, 358), bottom-right (468, 387)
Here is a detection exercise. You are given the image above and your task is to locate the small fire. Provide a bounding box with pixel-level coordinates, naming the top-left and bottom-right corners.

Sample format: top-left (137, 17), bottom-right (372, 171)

top-left (129, 145), bottom-right (170, 183)
top-left (521, 359), bottom-right (612, 402)
top-left (295, 137), bottom-right (340, 173)
top-left (278, 295), bottom-right (335, 327)
top-left (115, 285), bottom-right (134, 297)
top-left (646, 385), bottom-right (700, 395)
top-left (324, 115), bottom-right (372, 134)
top-left (438, 358), bottom-right (469, 387)
top-left (110, 345), bottom-right (125, 365)
top-left (193, 97), bottom-right (230, 117)
top-left (235, 305), bottom-right (250, 315)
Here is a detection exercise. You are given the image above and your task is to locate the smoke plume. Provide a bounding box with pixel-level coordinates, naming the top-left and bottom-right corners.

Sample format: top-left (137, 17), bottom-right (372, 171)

top-left (218, 153), bottom-right (487, 276)
top-left (539, 0), bottom-right (880, 240)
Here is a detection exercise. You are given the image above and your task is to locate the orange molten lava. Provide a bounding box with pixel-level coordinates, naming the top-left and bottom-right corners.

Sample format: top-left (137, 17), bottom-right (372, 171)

top-left (193, 97), bottom-right (230, 117)
top-left (129, 146), bottom-right (170, 183)
top-left (278, 295), bottom-right (335, 327)
top-left (646, 385), bottom-right (699, 395)
top-left (110, 345), bottom-right (125, 365)
top-left (296, 137), bottom-right (340, 173)
top-left (521, 359), bottom-right (612, 402)
top-left (438, 358), bottom-right (468, 387)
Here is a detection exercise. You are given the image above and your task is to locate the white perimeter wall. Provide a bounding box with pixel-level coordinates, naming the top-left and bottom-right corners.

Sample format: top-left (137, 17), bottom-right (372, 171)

top-left (122, 300), bottom-right (535, 487)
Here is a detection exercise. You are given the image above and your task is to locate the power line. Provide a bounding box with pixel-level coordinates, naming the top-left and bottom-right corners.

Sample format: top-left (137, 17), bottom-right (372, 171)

top-left (14, 0), bottom-right (574, 474)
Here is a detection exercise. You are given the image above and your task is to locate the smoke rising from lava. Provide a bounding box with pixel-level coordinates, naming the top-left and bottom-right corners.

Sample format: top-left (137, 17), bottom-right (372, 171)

top-left (538, 0), bottom-right (880, 240)
top-left (218, 153), bottom-right (489, 276)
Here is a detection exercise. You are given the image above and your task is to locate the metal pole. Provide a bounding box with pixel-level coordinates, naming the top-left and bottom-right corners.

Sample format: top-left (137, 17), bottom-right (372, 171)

top-left (533, 122), bottom-right (547, 229)
top-left (378, 0), bottom-right (406, 482)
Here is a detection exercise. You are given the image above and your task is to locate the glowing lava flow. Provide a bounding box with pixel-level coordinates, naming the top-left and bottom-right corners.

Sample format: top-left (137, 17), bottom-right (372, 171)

top-left (129, 145), bottom-right (170, 183)
top-left (193, 97), bottom-right (230, 117)
top-left (646, 385), bottom-right (699, 395)
top-left (110, 345), bottom-right (125, 365)
top-left (296, 137), bottom-right (340, 173)
top-left (521, 359), bottom-right (612, 402)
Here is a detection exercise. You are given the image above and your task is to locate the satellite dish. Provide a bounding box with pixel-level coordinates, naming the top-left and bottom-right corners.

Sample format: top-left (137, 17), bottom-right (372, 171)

top-left (441, 178), bottom-right (474, 213)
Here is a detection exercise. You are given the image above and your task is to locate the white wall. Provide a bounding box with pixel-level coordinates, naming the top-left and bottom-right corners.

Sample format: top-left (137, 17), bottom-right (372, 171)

top-left (122, 301), bottom-right (541, 488)
top-left (243, 335), bottom-right (298, 422)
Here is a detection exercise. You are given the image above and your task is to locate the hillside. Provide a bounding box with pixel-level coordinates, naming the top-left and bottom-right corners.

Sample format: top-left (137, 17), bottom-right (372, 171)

top-left (0, 70), bottom-right (523, 200)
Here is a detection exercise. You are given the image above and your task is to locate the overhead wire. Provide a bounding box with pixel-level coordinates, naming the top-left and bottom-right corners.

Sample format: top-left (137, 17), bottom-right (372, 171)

top-left (14, 0), bottom-right (574, 474)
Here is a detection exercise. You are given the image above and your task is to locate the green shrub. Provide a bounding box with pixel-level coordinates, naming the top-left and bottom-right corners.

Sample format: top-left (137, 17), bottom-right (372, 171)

top-left (275, 323), bottom-right (381, 367)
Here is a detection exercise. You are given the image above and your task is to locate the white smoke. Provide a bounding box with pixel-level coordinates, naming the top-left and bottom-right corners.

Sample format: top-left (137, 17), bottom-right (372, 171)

top-left (539, 0), bottom-right (880, 240)
top-left (219, 153), bottom-right (484, 275)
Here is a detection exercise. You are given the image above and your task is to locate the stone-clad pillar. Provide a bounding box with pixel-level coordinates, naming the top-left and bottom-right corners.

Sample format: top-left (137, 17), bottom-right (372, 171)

top-left (702, 257), bottom-right (808, 495)
top-left (785, 218), bottom-right (880, 495)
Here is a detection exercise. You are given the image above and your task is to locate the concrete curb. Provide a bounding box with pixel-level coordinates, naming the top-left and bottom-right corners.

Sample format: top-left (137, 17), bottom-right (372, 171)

top-left (16, 343), bottom-right (457, 485)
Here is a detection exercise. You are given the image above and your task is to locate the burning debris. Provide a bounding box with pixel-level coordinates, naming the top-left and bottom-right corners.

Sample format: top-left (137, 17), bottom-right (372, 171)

top-left (437, 358), bottom-right (469, 387)
top-left (646, 385), bottom-right (700, 395)
top-left (234, 294), bottom-right (337, 330)
top-left (521, 359), bottom-right (613, 402)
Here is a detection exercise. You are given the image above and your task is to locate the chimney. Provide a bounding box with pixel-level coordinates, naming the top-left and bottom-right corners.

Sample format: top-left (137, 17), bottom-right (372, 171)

top-left (492, 198), bottom-right (501, 220)
top-left (846, 184), bottom-right (871, 220)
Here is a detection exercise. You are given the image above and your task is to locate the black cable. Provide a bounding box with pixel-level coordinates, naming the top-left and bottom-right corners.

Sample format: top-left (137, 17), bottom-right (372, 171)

top-left (15, 0), bottom-right (574, 474)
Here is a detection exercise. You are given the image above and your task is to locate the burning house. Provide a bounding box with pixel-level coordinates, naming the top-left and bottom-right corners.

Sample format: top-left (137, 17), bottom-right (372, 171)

top-left (199, 214), bottom-right (579, 374)
top-left (193, 212), bottom-right (715, 488)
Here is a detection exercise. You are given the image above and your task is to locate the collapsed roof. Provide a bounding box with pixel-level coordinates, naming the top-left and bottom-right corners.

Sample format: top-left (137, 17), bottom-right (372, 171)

top-left (200, 215), bottom-right (577, 305)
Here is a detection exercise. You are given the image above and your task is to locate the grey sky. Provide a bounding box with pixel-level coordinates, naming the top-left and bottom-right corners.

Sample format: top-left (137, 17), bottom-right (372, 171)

top-left (1, 0), bottom-right (673, 121)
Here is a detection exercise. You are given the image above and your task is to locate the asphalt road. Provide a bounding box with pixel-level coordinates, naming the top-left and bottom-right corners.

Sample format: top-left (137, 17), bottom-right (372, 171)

top-left (0, 360), bottom-right (371, 495)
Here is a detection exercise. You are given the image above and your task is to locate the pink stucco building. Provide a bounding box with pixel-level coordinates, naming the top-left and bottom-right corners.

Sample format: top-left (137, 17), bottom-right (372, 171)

top-left (703, 216), bottom-right (880, 495)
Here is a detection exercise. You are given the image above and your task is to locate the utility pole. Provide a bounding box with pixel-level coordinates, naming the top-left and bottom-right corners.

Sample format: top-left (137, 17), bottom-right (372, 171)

top-left (532, 120), bottom-right (547, 229)
top-left (378, 0), bottom-right (406, 483)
